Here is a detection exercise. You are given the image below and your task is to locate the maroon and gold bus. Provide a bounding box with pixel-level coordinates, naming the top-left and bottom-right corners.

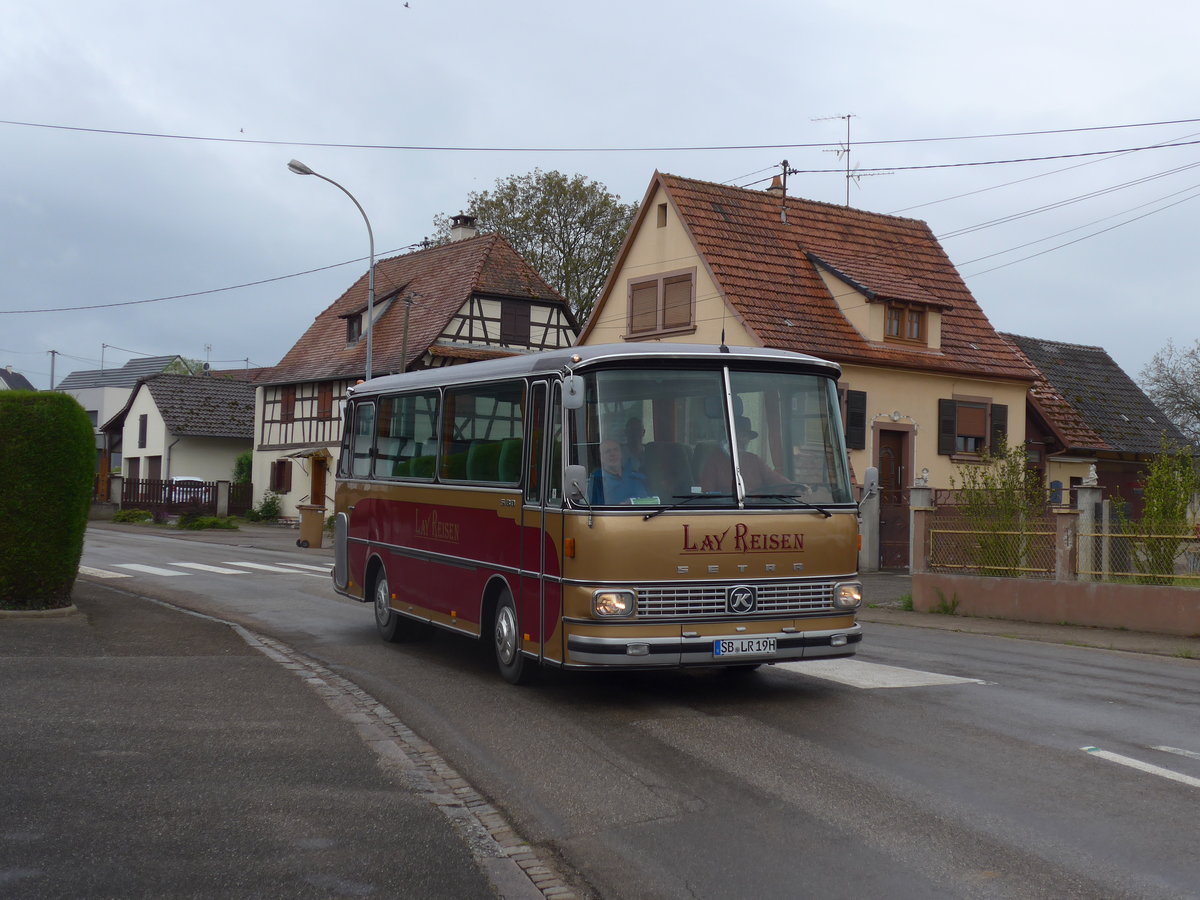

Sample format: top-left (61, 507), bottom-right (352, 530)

top-left (332, 343), bottom-right (873, 683)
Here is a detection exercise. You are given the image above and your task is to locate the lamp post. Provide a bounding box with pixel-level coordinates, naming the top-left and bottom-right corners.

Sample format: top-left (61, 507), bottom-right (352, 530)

top-left (287, 159), bottom-right (376, 381)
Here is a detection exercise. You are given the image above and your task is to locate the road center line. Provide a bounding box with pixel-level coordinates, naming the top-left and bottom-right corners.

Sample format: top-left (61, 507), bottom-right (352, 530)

top-left (1081, 747), bottom-right (1200, 789)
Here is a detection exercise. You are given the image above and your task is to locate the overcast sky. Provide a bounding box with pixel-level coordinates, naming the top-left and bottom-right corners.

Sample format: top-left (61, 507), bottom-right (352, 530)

top-left (3, 0), bottom-right (1197, 391)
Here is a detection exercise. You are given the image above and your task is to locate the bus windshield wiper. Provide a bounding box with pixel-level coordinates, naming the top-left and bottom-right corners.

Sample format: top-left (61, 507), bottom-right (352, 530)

top-left (745, 493), bottom-right (832, 517)
top-left (642, 492), bottom-right (735, 520)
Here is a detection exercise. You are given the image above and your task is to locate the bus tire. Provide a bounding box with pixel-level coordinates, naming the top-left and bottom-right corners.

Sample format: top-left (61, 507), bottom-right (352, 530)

top-left (493, 592), bottom-right (536, 685)
top-left (373, 571), bottom-right (412, 643)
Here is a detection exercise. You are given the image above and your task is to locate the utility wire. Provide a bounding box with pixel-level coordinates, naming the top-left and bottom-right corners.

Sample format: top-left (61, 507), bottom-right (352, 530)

top-left (4, 115), bottom-right (1200, 153)
top-left (0, 243), bottom-right (425, 315)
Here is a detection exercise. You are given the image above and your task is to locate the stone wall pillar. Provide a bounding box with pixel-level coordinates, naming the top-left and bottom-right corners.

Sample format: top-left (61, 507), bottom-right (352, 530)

top-left (1054, 509), bottom-right (1080, 581)
top-left (910, 485), bottom-right (934, 575)
top-left (1076, 484), bottom-right (1103, 581)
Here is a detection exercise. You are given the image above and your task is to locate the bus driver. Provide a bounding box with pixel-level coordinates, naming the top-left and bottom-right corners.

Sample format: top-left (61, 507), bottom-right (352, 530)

top-left (590, 438), bottom-right (649, 504)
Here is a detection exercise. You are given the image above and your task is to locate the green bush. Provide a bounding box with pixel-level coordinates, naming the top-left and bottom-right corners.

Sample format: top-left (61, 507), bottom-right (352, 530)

top-left (176, 515), bottom-right (239, 531)
top-left (233, 451), bottom-right (252, 484)
top-left (113, 509), bottom-right (153, 523)
top-left (0, 392), bottom-right (95, 610)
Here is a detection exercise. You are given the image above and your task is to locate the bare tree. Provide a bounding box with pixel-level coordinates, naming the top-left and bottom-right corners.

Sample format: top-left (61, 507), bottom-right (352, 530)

top-left (1140, 339), bottom-right (1200, 443)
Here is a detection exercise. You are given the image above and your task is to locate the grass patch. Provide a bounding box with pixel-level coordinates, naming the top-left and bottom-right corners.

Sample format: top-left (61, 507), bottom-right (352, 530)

top-left (113, 509), bottom-right (153, 524)
top-left (176, 515), bottom-right (239, 531)
top-left (931, 589), bottom-right (959, 616)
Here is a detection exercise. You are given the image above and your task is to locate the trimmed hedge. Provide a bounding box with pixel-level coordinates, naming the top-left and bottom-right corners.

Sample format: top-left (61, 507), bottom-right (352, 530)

top-left (0, 391), bottom-right (96, 610)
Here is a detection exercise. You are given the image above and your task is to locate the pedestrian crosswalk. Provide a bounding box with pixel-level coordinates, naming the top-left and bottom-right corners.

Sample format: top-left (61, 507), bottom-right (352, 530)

top-left (79, 560), bottom-right (332, 580)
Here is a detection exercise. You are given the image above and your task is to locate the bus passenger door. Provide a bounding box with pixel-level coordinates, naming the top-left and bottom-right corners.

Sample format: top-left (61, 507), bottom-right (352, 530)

top-left (518, 383), bottom-right (564, 665)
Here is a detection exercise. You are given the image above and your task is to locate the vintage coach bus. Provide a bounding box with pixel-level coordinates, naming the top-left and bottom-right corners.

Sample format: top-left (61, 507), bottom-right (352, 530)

top-left (331, 343), bottom-right (874, 684)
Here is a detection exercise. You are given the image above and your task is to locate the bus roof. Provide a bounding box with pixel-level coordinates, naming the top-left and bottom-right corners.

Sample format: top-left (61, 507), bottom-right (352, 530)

top-left (349, 342), bottom-right (841, 397)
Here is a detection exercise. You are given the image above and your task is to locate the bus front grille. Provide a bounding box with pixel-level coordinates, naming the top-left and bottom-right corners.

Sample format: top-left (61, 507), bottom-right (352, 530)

top-left (635, 581), bottom-right (839, 618)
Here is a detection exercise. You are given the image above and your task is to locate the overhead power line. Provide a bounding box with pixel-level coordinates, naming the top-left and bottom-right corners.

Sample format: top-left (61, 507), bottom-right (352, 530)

top-left (4, 115), bottom-right (1200, 154)
top-left (0, 243), bottom-right (425, 315)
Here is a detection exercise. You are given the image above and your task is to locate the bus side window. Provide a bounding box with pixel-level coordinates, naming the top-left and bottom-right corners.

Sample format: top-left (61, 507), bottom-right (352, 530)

top-left (350, 403), bottom-right (375, 479)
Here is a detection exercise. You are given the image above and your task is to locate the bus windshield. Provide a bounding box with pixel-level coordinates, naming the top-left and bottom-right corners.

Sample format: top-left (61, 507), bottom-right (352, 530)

top-left (566, 366), bottom-right (853, 508)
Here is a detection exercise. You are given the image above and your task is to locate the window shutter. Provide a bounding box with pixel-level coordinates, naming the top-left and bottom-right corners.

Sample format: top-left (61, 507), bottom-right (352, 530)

top-left (845, 390), bottom-right (866, 450)
top-left (662, 275), bottom-right (692, 329)
top-left (629, 283), bottom-right (657, 334)
top-left (937, 399), bottom-right (957, 455)
top-left (990, 403), bottom-right (1009, 451)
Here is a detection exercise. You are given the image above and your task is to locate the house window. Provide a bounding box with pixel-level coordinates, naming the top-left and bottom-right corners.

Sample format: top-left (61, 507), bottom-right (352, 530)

top-left (137, 414), bottom-right (148, 449)
top-left (938, 398), bottom-right (1008, 456)
top-left (885, 303), bottom-right (925, 343)
top-left (346, 313), bottom-right (363, 343)
top-left (628, 270), bottom-right (695, 337)
top-left (500, 302), bottom-right (531, 344)
top-left (317, 383), bottom-right (334, 419)
top-left (280, 385), bottom-right (296, 424)
top-left (269, 459), bottom-right (292, 493)
top-left (656, 203), bottom-right (668, 227)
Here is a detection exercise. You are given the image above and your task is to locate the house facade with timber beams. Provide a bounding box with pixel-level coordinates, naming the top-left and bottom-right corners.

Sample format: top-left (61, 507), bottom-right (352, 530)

top-left (254, 220), bottom-right (577, 518)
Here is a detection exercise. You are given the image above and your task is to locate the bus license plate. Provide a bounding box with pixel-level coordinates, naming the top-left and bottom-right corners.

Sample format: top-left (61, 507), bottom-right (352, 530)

top-left (713, 637), bottom-right (777, 657)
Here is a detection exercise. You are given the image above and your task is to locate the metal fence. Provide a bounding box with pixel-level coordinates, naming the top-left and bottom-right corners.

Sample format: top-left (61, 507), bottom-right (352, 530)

top-left (1078, 520), bottom-right (1200, 585)
top-left (923, 498), bottom-right (1200, 585)
top-left (927, 508), bottom-right (1059, 579)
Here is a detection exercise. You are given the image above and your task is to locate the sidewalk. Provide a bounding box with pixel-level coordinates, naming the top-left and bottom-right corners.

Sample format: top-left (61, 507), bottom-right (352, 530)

top-left (1, 522), bottom-right (562, 900)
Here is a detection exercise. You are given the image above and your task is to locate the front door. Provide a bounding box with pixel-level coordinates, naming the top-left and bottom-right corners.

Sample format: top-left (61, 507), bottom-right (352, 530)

top-left (877, 429), bottom-right (911, 570)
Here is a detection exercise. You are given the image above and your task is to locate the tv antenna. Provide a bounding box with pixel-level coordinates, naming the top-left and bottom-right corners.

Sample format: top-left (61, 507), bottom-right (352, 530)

top-left (813, 114), bottom-right (890, 206)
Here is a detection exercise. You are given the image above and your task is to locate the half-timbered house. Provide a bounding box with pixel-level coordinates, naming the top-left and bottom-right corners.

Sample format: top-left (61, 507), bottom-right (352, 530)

top-left (254, 218), bottom-right (577, 519)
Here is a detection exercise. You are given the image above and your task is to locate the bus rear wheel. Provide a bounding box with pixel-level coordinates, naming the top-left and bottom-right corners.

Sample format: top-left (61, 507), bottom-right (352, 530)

top-left (373, 572), bottom-right (416, 643)
top-left (494, 593), bottom-right (536, 685)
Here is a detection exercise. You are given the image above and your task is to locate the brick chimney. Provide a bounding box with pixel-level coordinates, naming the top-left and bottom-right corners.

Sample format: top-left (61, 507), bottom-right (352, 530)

top-left (766, 175), bottom-right (785, 198)
top-left (450, 213), bottom-right (479, 242)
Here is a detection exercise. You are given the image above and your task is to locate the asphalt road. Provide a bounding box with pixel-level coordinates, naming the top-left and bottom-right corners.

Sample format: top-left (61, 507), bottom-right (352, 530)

top-left (62, 524), bottom-right (1200, 898)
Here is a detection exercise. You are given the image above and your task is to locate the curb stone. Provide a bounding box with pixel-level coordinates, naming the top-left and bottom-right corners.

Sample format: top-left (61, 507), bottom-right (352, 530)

top-left (232, 626), bottom-right (583, 900)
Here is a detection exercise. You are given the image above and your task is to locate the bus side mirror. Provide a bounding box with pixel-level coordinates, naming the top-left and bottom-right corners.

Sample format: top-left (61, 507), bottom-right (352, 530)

top-left (562, 375), bottom-right (584, 410)
top-left (862, 466), bottom-right (879, 500)
top-left (565, 464), bottom-right (589, 503)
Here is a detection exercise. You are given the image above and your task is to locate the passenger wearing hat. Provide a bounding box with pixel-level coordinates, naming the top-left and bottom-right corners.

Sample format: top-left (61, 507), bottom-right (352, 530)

top-left (700, 415), bottom-right (787, 493)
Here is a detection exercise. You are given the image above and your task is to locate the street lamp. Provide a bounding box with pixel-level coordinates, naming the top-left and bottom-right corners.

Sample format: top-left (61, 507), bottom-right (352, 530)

top-left (287, 159), bottom-right (376, 381)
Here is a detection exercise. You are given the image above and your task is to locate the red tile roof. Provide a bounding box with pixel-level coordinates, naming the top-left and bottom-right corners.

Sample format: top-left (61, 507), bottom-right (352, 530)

top-left (598, 173), bottom-right (1032, 382)
top-left (269, 234), bottom-right (570, 384)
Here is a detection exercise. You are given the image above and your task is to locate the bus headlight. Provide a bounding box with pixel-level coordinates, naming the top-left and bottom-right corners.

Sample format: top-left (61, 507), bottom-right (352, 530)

top-left (592, 589), bottom-right (636, 618)
top-left (833, 581), bottom-right (863, 610)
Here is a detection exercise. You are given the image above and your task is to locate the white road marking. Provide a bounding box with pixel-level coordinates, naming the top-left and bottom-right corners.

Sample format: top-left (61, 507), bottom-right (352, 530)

top-left (1153, 745), bottom-right (1200, 762)
top-left (222, 561), bottom-right (311, 573)
top-left (78, 565), bottom-right (130, 579)
top-left (223, 561), bottom-right (329, 578)
top-left (113, 564), bottom-right (187, 577)
top-left (1082, 747), bottom-right (1200, 789)
top-left (777, 659), bottom-right (989, 689)
top-left (275, 562), bottom-right (333, 572)
top-left (172, 563), bottom-right (251, 575)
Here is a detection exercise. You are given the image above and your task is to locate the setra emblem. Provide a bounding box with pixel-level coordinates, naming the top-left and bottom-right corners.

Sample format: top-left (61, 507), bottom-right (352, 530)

top-left (727, 584), bottom-right (757, 615)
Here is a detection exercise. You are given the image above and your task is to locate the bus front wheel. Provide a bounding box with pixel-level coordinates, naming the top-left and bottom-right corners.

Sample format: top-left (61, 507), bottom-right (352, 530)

top-left (493, 593), bottom-right (536, 685)
top-left (373, 571), bottom-right (414, 643)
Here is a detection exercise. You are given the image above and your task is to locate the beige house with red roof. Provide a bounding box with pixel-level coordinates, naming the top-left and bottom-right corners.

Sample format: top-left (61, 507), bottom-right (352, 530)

top-left (579, 172), bottom-right (1034, 567)
top-left (255, 218), bottom-right (577, 519)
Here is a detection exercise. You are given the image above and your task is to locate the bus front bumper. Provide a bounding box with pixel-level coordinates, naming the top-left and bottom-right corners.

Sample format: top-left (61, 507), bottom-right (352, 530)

top-left (564, 623), bottom-right (862, 668)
